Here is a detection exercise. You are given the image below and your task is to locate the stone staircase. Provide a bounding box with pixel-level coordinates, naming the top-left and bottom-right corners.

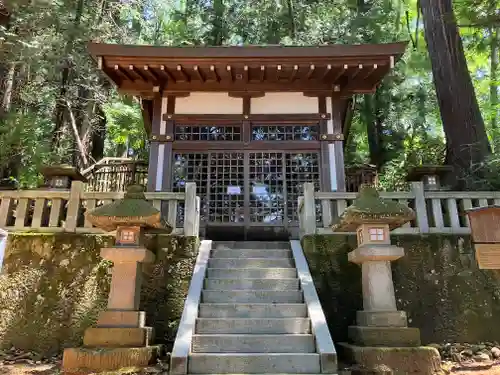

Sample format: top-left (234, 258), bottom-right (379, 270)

top-left (171, 240), bottom-right (337, 375)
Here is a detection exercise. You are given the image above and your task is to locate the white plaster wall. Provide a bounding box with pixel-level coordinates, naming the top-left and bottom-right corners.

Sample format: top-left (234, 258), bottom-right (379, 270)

top-left (251, 93), bottom-right (318, 114)
top-left (175, 92), bottom-right (242, 114)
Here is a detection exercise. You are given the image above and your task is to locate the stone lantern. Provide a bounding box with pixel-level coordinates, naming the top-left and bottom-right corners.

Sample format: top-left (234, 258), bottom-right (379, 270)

top-left (62, 184), bottom-right (168, 373)
top-left (333, 185), bottom-right (418, 342)
top-left (332, 186), bottom-right (441, 374)
top-left (40, 164), bottom-right (87, 189)
top-left (405, 165), bottom-right (452, 191)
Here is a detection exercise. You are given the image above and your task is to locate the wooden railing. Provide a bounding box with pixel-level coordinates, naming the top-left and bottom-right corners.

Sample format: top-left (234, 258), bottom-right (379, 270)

top-left (82, 157), bottom-right (148, 192)
top-left (0, 182), bottom-right (200, 236)
top-left (298, 181), bottom-right (500, 237)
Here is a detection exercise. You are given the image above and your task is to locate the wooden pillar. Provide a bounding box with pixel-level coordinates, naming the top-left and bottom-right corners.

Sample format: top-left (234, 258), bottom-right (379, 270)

top-left (330, 97), bottom-right (346, 192)
top-left (147, 93), bottom-right (167, 192)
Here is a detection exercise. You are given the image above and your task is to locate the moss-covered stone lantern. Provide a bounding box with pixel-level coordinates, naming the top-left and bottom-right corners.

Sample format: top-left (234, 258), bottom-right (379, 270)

top-left (333, 186), bottom-right (420, 343)
top-left (62, 184), bottom-right (167, 373)
top-left (40, 164), bottom-right (87, 189)
top-left (332, 186), bottom-right (441, 373)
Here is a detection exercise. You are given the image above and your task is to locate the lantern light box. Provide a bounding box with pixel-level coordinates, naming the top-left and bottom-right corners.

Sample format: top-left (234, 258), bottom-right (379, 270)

top-left (466, 206), bottom-right (500, 269)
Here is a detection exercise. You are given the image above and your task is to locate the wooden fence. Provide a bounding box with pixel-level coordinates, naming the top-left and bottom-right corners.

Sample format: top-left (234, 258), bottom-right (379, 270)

top-left (0, 182), bottom-right (200, 236)
top-left (298, 181), bottom-right (500, 237)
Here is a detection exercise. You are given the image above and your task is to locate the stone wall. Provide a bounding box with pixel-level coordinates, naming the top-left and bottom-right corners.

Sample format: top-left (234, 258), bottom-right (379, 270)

top-left (0, 233), bottom-right (198, 356)
top-left (302, 234), bottom-right (500, 345)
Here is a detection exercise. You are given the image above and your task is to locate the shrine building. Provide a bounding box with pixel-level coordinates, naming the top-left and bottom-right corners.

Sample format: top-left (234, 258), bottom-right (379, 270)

top-left (88, 42), bottom-right (406, 239)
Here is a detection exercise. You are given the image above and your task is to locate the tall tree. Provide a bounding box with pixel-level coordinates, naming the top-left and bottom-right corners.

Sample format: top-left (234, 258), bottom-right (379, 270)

top-left (419, 0), bottom-right (491, 187)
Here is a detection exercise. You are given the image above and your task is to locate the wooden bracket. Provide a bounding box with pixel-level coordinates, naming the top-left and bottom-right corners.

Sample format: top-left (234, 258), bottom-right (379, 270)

top-left (150, 134), bottom-right (174, 142)
top-left (320, 133), bottom-right (344, 141)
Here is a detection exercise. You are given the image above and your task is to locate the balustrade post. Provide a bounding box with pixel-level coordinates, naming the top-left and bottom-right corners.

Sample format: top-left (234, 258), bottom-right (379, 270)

top-left (183, 182), bottom-right (199, 237)
top-left (303, 182), bottom-right (317, 236)
top-left (411, 181), bottom-right (429, 233)
top-left (65, 180), bottom-right (85, 232)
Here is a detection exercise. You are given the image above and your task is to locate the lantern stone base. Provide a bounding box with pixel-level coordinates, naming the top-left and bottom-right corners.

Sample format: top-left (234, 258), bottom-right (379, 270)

top-left (337, 343), bottom-right (441, 375)
top-left (83, 327), bottom-right (154, 348)
top-left (97, 310), bottom-right (146, 327)
top-left (356, 311), bottom-right (407, 328)
top-left (62, 345), bottom-right (162, 374)
top-left (348, 326), bottom-right (421, 347)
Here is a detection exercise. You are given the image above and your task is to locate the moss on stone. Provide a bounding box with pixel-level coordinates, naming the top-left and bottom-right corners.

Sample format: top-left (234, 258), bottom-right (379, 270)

top-left (0, 233), bottom-right (198, 356)
top-left (302, 234), bottom-right (500, 344)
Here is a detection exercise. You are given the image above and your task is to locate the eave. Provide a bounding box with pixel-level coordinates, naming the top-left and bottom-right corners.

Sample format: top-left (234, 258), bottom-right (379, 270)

top-left (88, 42), bottom-right (408, 99)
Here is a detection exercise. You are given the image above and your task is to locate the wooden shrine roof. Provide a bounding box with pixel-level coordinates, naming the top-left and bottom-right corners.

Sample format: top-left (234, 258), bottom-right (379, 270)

top-left (88, 42), bottom-right (407, 98)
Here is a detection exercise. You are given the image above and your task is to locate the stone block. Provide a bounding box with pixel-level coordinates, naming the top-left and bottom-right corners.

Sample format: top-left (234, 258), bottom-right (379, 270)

top-left (97, 310), bottom-right (146, 328)
top-left (348, 245), bottom-right (404, 264)
top-left (356, 311), bottom-right (407, 327)
top-left (348, 326), bottom-right (421, 347)
top-left (62, 345), bottom-right (162, 373)
top-left (83, 327), bottom-right (153, 348)
top-left (337, 343), bottom-right (441, 375)
top-left (100, 247), bottom-right (155, 263)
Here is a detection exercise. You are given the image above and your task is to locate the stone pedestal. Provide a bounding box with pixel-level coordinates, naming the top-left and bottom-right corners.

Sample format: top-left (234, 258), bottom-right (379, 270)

top-left (62, 247), bottom-right (158, 373)
top-left (347, 244), bottom-right (420, 347)
top-left (341, 244), bottom-right (440, 374)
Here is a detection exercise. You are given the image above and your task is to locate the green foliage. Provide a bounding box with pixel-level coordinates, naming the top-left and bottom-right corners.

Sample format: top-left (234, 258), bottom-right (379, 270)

top-left (0, 0), bottom-right (498, 188)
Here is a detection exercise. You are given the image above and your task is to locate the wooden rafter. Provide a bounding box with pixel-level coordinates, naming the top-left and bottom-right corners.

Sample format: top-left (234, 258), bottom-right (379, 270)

top-left (306, 65), bottom-right (315, 80)
top-left (159, 65), bottom-right (176, 83)
top-left (290, 65), bottom-right (299, 82)
top-left (210, 65), bottom-right (220, 82)
top-left (193, 65), bottom-right (205, 82)
top-left (128, 65), bottom-right (146, 81)
top-left (177, 65), bottom-right (190, 82)
top-left (142, 65), bottom-right (159, 83)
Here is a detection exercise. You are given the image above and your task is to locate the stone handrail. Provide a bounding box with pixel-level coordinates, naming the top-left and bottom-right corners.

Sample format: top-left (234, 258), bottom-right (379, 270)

top-left (0, 182), bottom-right (200, 236)
top-left (298, 181), bottom-right (500, 237)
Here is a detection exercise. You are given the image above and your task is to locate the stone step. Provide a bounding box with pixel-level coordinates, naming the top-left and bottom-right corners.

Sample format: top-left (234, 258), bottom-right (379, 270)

top-left (198, 303), bottom-right (308, 318)
top-left (207, 268), bottom-right (297, 279)
top-left (202, 290), bottom-right (303, 304)
top-left (195, 318), bottom-right (311, 334)
top-left (213, 241), bottom-right (290, 250)
top-left (191, 334), bottom-right (315, 353)
top-left (204, 278), bottom-right (300, 291)
top-left (188, 353), bottom-right (320, 374)
top-left (211, 249), bottom-right (292, 259)
top-left (208, 258), bottom-right (294, 269)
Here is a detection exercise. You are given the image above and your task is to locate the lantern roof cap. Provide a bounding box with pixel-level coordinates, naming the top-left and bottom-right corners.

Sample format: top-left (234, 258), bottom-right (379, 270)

top-left (466, 205), bottom-right (500, 215)
top-left (405, 165), bottom-right (452, 182)
top-left (85, 184), bottom-right (170, 232)
top-left (332, 185), bottom-right (415, 232)
top-left (40, 164), bottom-right (87, 182)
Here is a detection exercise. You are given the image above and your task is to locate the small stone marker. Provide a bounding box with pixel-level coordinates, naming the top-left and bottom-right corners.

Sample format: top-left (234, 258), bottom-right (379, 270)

top-left (62, 185), bottom-right (170, 373)
top-left (466, 206), bottom-right (500, 269)
top-left (333, 185), bottom-right (441, 374)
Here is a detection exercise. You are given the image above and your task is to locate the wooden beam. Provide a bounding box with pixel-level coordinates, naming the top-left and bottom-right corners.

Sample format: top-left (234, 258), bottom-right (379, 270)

top-left (193, 65), bottom-right (205, 82)
top-left (350, 64), bottom-right (363, 80)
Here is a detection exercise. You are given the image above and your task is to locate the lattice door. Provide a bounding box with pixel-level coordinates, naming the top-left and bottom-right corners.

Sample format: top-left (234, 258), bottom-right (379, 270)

top-left (208, 152), bottom-right (245, 224)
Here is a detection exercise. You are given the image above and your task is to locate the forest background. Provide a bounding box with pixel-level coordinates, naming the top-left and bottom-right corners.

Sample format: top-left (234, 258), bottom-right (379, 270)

top-left (0, 0), bottom-right (499, 191)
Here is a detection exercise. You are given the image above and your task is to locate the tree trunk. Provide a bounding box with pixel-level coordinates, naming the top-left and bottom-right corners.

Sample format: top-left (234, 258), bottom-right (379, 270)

top-left (490, 26), bottom-right (499, 131)
top-left (419, 0), bottom-right (491, 188)
top-left (51, 0), bottom-right (85, 152)
top-left (0, 62), bottom-right (15, 115)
